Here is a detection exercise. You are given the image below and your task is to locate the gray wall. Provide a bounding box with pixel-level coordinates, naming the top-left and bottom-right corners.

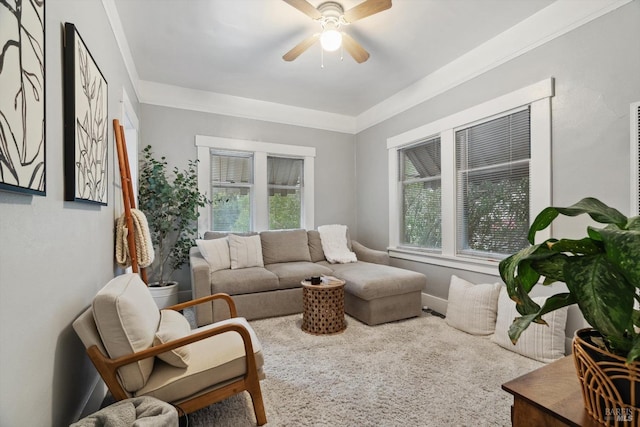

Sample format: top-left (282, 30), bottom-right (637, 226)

top-left (139, 104), bottom-right (357, 293)
top-left (0, 1), bottom-right (139, 426)
top-left (354, 1), bottom-right (640, 309)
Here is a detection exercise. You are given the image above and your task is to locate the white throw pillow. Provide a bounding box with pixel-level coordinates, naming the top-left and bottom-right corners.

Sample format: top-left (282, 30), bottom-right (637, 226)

top-left (492, 287), bottom-right (568, 363)
top-left (229, 234), bottom-right (264, 269)
top-left (445, 275), bottom-right (501, 335)
top-left (154, 309), bottom-right (191, 368)
top-left (196, 237), bottom-right (231, 272)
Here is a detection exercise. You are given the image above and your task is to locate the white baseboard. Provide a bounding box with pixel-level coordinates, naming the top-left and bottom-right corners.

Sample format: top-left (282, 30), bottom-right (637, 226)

top-left (421, 293), bottom-right (447, 315)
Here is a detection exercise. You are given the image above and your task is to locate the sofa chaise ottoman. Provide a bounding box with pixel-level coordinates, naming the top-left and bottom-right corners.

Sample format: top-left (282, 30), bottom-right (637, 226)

top-left (189, 228), bottom-right (426, 327)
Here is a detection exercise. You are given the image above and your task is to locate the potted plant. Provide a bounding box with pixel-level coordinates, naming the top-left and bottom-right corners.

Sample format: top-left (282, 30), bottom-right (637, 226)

top-left (138, 145), bottom-right (209, 306)
top-left (499, 197), bottom-right (639, 424)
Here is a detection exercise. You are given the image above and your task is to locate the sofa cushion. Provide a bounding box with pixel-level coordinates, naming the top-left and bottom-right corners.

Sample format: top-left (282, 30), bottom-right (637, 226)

top-left (307, 230), bottom-right (326, 262)
top-left (265, 262), bottom-right (334, 289)
top-left (196, 238), bottom-right (230, 272)
top-left (211, 267), bottom-right (279, 295)
top-left (492, 287), bottom-right (568, 363)
top-left (260, 229), bottom-right (311, 265)
top-left (153, 310), bottom-right (192, 368)
top-left (136, 317), bottom-right (264, 402)
top-left (229, 234), bottom-right (264, 269)
top-left (92, 274), bottom-right (160, 392)
top-left (445, 275), bottom-right (501, 335)
top-left (328, 261), bottom-right (426, 300)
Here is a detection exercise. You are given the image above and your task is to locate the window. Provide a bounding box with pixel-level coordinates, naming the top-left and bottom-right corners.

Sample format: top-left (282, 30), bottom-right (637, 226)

top-left (399, 137), bottom-right (441, 249)
top-left (456, 108), bottom-right (530, 258)
top-left (387, 79), bottom-right (552, 273)
top-left (196, 136), bottom-right (315, 233)
top-left (210, 151), bottom-right (253, 232)
top-left (268, 156), bottom-right (303, 230)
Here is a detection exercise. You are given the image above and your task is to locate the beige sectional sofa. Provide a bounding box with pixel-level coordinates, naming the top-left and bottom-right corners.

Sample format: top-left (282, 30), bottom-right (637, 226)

top-left (189, 228), bottom-right (426, 327)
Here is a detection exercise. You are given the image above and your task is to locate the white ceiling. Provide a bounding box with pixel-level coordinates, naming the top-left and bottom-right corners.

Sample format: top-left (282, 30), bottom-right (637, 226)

top-left (112, 0), bottom-right (557, 117)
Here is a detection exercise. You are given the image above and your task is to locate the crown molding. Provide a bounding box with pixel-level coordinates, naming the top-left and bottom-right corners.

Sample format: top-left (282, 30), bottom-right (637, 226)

top-left (138, 81), bottom-right (357, 134)
top-left (103, 0), bottom-right (631, 135)
top-left (354, 0), bottom-right (632, 133)
top-left (101, 0), bottom-right (140, 100)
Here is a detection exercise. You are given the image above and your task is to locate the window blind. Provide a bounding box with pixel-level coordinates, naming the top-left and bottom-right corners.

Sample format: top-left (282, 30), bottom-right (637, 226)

top-left (456, 108), bottom-right (531, 258)
top-left (210, 150), bottom-right (253, 232)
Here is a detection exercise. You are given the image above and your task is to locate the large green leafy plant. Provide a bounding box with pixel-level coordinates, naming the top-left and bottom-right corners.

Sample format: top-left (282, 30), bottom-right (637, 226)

top-left (138, 145), bottom-right (209, 285)
top-left (499, 197), bottom-right (640, 363)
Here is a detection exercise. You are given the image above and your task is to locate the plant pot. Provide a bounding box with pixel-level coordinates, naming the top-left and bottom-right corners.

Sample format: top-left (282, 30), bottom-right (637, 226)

top-left (148, 281), bottom-right (179, 309)
top-left (572, 328), bottom-right (640, 426)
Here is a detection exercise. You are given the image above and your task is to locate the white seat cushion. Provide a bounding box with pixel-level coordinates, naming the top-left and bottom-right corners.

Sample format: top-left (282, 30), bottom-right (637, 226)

top-left (92, 274), bottom-right (160, 392)
top-left (135, 317), bottom-right (264, 402)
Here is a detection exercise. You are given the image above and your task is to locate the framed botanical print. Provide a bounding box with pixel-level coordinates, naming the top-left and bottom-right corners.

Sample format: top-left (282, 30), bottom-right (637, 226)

top-left (63, 22), bottom-right (108, 205)
top-left (0, 0), bottom-right (46, 195)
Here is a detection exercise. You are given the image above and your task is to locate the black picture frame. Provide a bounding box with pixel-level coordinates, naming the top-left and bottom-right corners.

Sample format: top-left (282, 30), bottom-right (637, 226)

top-left (63, 22), bottom-right (108, 205)
top-left (0, 0), bottom-right (46, 195)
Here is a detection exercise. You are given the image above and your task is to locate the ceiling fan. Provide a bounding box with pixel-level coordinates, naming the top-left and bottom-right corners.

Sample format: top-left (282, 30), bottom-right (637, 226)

top-left (282, 0), bottom-right (392, 63)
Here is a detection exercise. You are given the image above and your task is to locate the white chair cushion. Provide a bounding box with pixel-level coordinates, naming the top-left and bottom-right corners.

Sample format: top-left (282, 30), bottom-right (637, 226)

top-left (196, 237), bottom-right (230, 272)
top-left (445, 275), bottom-right (501, 335)
top-left (229, 234), bottom-right (264, 269)
top-left (154, 310), bottom-right (192, 368)
top-left (492, 287), bottom-right (568, 363)
top-left (92, 274), bottom-right (160, 392)
top-left (136, 317), bottom-right (264, 402)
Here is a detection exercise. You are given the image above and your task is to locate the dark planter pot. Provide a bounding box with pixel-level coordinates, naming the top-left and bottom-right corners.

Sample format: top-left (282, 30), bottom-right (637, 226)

top-left (572, 328), bottom-right (640, 426)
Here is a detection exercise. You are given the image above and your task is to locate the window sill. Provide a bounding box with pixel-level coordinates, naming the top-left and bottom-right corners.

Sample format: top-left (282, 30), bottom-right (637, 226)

top-left (387, 247), bottom-right (501, 277)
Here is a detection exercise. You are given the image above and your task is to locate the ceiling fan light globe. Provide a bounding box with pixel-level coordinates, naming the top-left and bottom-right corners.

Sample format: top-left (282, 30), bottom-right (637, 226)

top-left (320, 29), bottom-right (342, 51)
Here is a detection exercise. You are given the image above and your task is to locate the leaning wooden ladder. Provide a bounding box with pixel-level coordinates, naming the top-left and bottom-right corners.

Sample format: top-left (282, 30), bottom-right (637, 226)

top-left (113, 119), bottom-right (148, 284)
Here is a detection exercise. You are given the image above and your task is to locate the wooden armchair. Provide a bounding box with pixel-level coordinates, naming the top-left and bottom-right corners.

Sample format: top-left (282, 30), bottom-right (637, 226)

top-left (73, 273), bottom-right (266, 425)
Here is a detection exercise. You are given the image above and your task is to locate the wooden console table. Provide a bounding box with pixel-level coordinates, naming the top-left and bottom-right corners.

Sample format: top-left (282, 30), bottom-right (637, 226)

top-left (502, 356), bottom-right (602, 427)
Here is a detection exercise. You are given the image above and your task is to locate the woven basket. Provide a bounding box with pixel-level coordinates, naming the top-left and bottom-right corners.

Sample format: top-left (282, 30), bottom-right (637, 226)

top-left (572, 329), bottom-right (640, 427)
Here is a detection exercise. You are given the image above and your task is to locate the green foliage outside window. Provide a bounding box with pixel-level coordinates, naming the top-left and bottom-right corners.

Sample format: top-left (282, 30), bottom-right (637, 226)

top-left (269, 193), bottom-right (301, 230)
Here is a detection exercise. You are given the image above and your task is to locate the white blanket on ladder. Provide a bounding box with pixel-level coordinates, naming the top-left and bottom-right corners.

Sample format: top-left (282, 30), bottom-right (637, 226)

top-left (317, 224), bottom-right (357, 264)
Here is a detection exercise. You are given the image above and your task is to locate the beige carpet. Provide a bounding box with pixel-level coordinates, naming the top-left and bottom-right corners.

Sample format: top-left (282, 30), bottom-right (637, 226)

top-left (187, 312), bottom-right (544, 427)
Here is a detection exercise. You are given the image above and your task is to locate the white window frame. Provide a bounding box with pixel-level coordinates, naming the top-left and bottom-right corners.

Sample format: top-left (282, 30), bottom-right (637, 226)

top-left (196, 136), bottom-right (315, 233)
top-left (387, 78), bottom-right (553, 275)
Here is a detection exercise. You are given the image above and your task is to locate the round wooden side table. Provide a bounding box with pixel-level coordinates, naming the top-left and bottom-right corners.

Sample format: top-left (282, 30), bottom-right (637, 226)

top-left (301, 279), bottom-right (347, 335)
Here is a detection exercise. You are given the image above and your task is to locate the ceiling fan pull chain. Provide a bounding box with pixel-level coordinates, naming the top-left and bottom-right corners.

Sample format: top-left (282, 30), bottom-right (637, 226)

top-left (321, 47), bottom-right (325, 69)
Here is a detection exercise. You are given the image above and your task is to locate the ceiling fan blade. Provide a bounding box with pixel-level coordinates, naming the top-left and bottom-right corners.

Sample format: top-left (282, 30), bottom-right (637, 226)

top-left (283, 33), bottom-right (320, 61)
top-left (282, 0), bottom-right (322, 20)
top-left (343, 0), bottom-right (392, 23)
top-left (341, 33), bottom-right (370, 63)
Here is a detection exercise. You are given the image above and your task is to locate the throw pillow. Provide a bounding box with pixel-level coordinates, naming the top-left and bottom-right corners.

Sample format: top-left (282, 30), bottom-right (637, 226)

top-left (445, 275), bottom-right (501, 335)
top-left (229, 234), bottom-right (264, 269)
top-left (196, 237), bottom-right (231, 272)
top-left (492, 287), bottom-right (568, 363)
top-left (153, 309), bottom-right (191, 368)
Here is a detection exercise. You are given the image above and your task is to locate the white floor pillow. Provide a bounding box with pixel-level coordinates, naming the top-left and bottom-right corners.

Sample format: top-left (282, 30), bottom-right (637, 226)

top-left (492, 287), bottom-right (568, 363)
top-left (445, 275), bottom-right (501, 335)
